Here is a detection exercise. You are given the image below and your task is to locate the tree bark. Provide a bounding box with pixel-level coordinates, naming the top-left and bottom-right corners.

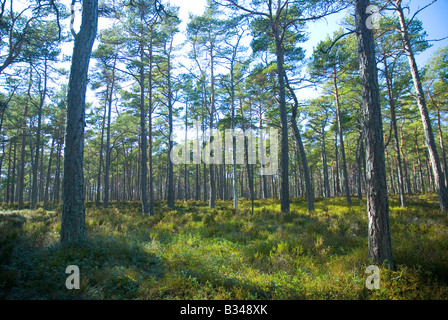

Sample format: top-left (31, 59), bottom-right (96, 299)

top-left (184, 102), bottom-right (188, 201)
top-left (333, 69), bottom-right (351, 205)
top-left (103, 88), bottom-right (112, 208)
top-left (195, 121), bottom-right (201, 201)
top-left (428, 91), bottom-right (448, 188)
top-left (53, 135), bottom-right (63, 205)
top-left (18, 68), bottom-right (32, 209)
top-left (355, 0), bottom-right (394, 268)
top-left (414, 133), bottom-right (426, 192)
top-left (395, 0), bottom-right (448, 212)
top-left (334, 130), bottom-right (341, 196)
top-left (148, 35), bottom-right (155, 215)
top-left (242, 101), bottom-right (254, 214)
top-left (43, 137), bottom-right (55, 208)
top-left (95, 99), bottom-right (106, 207)
top-left (5, 139), bottom-right (13, 203)
top-left (167, 38), bottom-right (175, 210)
top-left (321, 120), bottom-right (331, 198)
top-left (103, 56), bottom-right (117, 208)
top-left (383, 58), bottom-right (406, 206)
top-left (356, 132), bottom-right (363, 200)
top-left (259, 110), bottom-right (268, 199)
top-left (231, 61), bottom-right (238, 208)
top-left (61, 0), bottom-right (98, 243)
top-left (399, 120), bottom-right (413, 194)
top-left (273, 25), bottom-right (290, 214)
top-left (286, 75), bottom-right (314, 212)
top-left (208, 45), bottom-right (216, 209)
top-left (31, 59), bottom-right (48, 209)
top-left (139, 39), bottom-right (149, 214)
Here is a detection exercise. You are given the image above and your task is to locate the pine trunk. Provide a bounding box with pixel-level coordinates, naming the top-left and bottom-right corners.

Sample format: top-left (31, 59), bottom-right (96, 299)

top-left (355, 0), bottom-right (394, 268)
top-left (333, 71), bottom-right (351, 205)
top-left (383, 53), bottom-right (407, 206)
top-left (167, 40), bottom-right (175, 209)
top-left (96, 100), bottom-right (107, 207)
top-left (396, 0), bottom-right (448, 212)
top-left (274, 26), bottom-right (290, 214)
top-left (61, 0), bottom-right (98, 243)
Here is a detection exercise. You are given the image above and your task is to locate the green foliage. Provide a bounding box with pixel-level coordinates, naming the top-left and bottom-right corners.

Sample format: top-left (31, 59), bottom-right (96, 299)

top-left (1, 195), bottom-right (448, 300)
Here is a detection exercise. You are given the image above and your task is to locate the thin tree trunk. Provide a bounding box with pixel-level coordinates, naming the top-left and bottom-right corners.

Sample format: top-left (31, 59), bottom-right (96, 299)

top-left (11, 137), bottom-right (17, 203)
top-left (29, 136), bottom-right (34, 203)
top-left (384, 63), bottom-right (406, 207)
top-left (333, 69), bottom-right (351, 205)
top-left (122, 139), bottom-right (128, 201)
top-left (103, 56), bottom-right (117, 209)
top-left (259, 112), bottom-right (268, 199)
top-left (53, 137), bottom-right (62, 205)
top-left (416, 142), bottom-right (425, 192)
top-left (167, 38), bottom-right (175, 210)
top-left (208, 45), bottom-right (216, 209)
top-left (31, 59), bottom-right (48, 209)
top-left (273, 25), bottom-right (290, 214)
top-left (103, 86), bottom-right (112, 208)
top-left (5, 140), bottom-right (13, 203)
top-left (425, 151), bottom-right (435, 192)
top-left (0, 142), bottom-right (5, 199)
top-left (184, 101), bottom-right (188, 201)
top-left (39, 144), bottom-right (45, 203)
top-left (148, 98), bottom-right (154, 213)
top-left (18, 69), bottom-right (32, 209)
top-left (413, 162), bottom-right (418, 193)
top-left (356, 132), bottom-right (363, 200)
top-left (139, 39), bottom-right (149, 214)
top-left (428, 91), bottom-right (448, 187)
top-left (231, 61), bottom-right (238, 208)
top-left (243, 102), bottom-right (254, 215)
top-left (395, 0), bottom-right (448, 212)
top-left (321, 127), bottom-right (331, 198)
top-left (286, 75), bottom-right (314, 212)
top-left (148, 38), bottom-right (155, 215)
top-left (44, 138), bottom-right (55, 208)
top-left (195, 122), bottom-right (200, 201)
top-left (400, 119), bottom-right (413, 194)
top-left (334, 130), bottom-right (341, 196)
top-left (96, 96), bottom-right (107, 208)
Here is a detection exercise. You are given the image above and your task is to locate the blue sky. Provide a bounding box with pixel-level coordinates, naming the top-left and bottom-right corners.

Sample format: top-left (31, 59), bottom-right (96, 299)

top-left (76, 0), bottom-right (447, 140)
top-left (166, 0), bottom-right (448, 102)
top-left (406, 0), bottom-right (448, 65)
top-left (79, 0), bottom-right (448, 113)
top-left (171, 0), bottom-right (448, 65)
top-left (302, 0), bottom-right (448, 97)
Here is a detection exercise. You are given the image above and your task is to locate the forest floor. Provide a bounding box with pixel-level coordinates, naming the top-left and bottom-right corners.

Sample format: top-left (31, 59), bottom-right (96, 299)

top-left (1, 194), bottom-right (448, 300)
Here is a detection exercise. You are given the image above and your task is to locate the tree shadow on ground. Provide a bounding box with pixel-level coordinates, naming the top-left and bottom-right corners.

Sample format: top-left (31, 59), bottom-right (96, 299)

top-left (1, 232), bottom-right (164, 300)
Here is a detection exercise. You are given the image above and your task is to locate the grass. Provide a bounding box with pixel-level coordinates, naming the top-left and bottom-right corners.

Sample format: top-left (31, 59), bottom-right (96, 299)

top-left (0, 194), bottom-right (447, 300)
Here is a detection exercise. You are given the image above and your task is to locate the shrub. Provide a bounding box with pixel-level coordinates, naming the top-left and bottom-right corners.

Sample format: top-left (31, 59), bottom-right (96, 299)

top-left (1, 195), bottom-right (448, 300)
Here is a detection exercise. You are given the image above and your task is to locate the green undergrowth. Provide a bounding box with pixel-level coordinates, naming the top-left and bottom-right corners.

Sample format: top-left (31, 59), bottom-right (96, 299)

top-left (1, 193), bottom-right (447, 300)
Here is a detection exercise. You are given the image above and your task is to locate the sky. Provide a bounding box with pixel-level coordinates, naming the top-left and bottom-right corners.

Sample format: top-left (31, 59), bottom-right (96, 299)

top-left (50, 0), bottom-right (448, 120)
top-left (405, 0), bottom-right (448, 65)
top-left (165, 0), bottom-right (448, 101)
top-left (12, 0), bottom-right (448, 80)
top-left (168, 0), bottom-right (448, 62)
